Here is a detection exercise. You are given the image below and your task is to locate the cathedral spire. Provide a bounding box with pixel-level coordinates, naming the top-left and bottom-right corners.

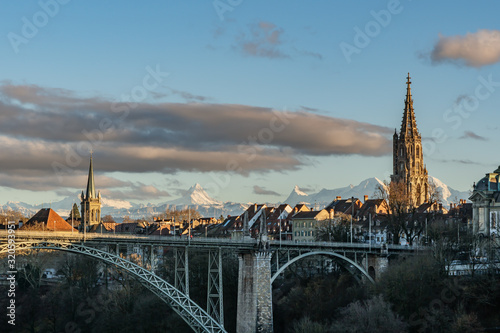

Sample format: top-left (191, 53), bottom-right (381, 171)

top-left (85, 153), bottom-right (96, 200)
top-left (392, 73), bottom-right (429, 207)
top-left (401, 72), bottom-right (418, 138)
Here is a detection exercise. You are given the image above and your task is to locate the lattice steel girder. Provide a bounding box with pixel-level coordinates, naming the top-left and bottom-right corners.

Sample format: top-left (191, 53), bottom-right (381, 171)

top-left (0, 241), bottom-right (226, 333)
top-left (207, 247), bottom-right (224, 325)
top-left (175, 247), bottom-right (189, 297)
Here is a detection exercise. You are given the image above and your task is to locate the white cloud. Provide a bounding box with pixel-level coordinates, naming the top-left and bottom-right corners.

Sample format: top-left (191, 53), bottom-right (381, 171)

top-left (430, 29), bottom-right (500, 67)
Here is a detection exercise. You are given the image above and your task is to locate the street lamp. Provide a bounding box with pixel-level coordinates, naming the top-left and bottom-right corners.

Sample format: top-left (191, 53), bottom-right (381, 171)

top-left (279, 218), bottom-right (282, 248)
top-left (350, 196), bottom-right (354, 243)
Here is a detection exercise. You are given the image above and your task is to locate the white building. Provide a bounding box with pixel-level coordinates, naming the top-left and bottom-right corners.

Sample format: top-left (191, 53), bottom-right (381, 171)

top-left (469, 166), bottom-right (500, 237)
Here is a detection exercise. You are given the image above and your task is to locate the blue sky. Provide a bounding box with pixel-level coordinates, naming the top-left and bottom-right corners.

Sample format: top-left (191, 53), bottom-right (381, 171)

top-left (1, 0), bottom-right (499, 206)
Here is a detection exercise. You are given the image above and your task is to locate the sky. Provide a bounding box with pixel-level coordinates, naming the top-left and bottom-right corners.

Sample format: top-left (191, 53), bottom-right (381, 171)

top-left (1, 0), bottom-right (500, 207)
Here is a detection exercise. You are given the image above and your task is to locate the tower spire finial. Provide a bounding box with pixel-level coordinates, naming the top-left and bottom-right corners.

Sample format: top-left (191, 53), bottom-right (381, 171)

top-left (85, 154), bottom-right (96, 199)
top-left (401, 73), bottom-right (416, 137)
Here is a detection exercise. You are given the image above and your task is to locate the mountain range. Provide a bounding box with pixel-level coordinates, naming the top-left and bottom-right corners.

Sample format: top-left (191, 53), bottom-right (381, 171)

top-left (0, 177), bottom-right (470, 220)
top-left (284, 176), bottom-right (470, 208)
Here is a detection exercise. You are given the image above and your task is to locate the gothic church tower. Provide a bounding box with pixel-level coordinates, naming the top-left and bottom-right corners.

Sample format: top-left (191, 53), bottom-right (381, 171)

top-left (80, 154), bottom-right (101, 230)
top-left (391, 73), bottom-right (429, 206)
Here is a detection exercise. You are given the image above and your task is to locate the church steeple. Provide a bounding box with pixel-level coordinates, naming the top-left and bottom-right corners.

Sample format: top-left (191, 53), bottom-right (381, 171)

top-left (401, 73), bottom-right (418, 139)
top-left (85, 153), bottom-right (96, 200)
top-left (80, 153), bottom-right (101, 230)
top-left (391, 73), bottom-right (429, 207)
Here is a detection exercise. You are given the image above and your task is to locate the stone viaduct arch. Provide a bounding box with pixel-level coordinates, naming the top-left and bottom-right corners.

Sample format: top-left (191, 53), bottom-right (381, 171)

top-left (271, 251), bottom-right (376, 284)
top-left (0, 241), bottom-right (226, 333)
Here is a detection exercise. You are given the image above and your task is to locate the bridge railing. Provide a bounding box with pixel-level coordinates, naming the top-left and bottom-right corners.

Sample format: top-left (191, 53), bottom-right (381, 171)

top-left (1, 230), bottom-right (426, 251)
top-left (0, 230), bottom-right (257, 245)
top-left (273, 239), bottom-right (427, 251)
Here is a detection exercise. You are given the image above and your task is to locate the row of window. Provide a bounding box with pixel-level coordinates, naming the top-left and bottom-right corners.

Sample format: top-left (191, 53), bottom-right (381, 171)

top-left (294, 221), bottom-right (315, 228)
top-left (294, 231), bottom-right (314, 237)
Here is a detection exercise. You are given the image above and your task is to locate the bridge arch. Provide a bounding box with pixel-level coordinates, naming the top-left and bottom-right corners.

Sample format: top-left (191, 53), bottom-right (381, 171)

top-left (271, 251), bottom-right (375, 284)
top-left (0, 241), bottom-right (226, 333)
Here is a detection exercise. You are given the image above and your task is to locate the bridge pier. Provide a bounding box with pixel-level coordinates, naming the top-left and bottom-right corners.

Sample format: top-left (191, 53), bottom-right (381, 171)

top-left (237, 251), bottom-right (273, 333)
top-left (363, 254), bottom-right (388, 281)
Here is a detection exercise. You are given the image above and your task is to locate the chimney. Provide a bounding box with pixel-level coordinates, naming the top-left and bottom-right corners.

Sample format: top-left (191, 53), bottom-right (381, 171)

top-left (336, 196), bottom-right (341, 201)
top-left (364, 195), bottom-right (368, 203)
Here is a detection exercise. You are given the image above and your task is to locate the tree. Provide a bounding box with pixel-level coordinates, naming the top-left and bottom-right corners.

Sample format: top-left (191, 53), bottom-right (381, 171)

top-left (155, 208), bottom-right (202, 223)
top-left (375, 180), bottom-right (425, 245)
top-left (315, 213), bottom-right (350, 242)
top-left (68, 203), bottom-right (81, 220)
top-left (330, 295), bottom-right (408, 333)
top-left (428, 180), bottom-right (443, 206)
top-left (375, 255), bottom-right (454, 332)
top-left (291, 316), bottom-right (330, 333)
top-left (102, 214), bottom-right (115, 223)
top-left (0, 209), bottom-right (27, 225)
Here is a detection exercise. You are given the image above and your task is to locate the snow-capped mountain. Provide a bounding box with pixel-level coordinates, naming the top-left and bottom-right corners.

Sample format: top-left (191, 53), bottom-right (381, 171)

top-left (97, 183), bottom-right (246, 220)
top-left (284, 177), bottom-right (469, 208)
top-left (429, 176), bottom-right (471, 206)
top-left (166, 183), bottom-right (222, 206)
top-left (2, 178), bottom-right (470, 220)
top-left (0, 201), bottom-right (37, 217)
top-left (284, 185), bottom-right (310, 206)
top-left (285, 178), bottom-right (386, 207)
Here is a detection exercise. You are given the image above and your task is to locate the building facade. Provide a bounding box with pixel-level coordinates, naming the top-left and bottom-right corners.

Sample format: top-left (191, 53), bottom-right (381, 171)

top-left (469, 166), bottom-right (500, 236)
top-left (292, 209), bottom-right (330, 242)
top-left (80, 155), bottom-right (101, 231)
top-left (391, 73), bottom-right (429, 207)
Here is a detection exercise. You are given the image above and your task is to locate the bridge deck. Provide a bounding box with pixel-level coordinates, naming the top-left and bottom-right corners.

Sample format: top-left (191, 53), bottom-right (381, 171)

top-left (1, 231), bottom-right (426, 254)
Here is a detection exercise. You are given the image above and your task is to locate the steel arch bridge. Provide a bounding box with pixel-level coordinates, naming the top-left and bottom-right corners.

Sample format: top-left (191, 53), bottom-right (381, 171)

top-left (270, 250), bottom-right (375, 284)
top-left (0, 241), bottom-right (226, 333)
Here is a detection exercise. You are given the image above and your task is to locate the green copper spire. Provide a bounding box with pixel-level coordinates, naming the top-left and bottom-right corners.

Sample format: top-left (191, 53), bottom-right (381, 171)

top-left (85, 153), bottom-right (96, 199)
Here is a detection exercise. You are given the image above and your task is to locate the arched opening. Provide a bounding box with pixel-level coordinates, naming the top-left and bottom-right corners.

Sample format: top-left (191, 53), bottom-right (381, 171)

top-left (368, 266), bottom-right (376, 281)
top-left (416, 184), bottom-right (422, 206)
top-left (271, 251), bottom-right (374, 285)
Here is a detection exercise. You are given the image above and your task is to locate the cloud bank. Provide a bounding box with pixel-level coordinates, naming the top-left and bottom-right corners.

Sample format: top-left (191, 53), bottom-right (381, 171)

top-left (460, 131), bottom-right (487, 141)
top-left (0, 82), bottom-right (391, 193)
top-left (253, 185), bottom-right (280, 196)
top-left (430, 29), bottom-right (500, 67)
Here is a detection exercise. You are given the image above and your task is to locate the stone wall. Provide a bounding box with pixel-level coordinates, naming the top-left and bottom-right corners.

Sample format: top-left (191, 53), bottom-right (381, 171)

top-left (236, 251), bottom-right (273, 333)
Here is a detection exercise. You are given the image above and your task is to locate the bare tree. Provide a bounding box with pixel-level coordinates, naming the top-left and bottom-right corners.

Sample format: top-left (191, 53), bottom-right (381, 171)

top-left (375, 180), bottom-right (408, 245)
top-left (428, 180), bottom-right (442, 206)
top-left (330, 295), bottom-right (408, 333)
top-left (155, 208), bottom-right (202, 222)
top-left (375, 180), bottom-right (425, 245)
top-left (315, 213), bottom-right (350, 242)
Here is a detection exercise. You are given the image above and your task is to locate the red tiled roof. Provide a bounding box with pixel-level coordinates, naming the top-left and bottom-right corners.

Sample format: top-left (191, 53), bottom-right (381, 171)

top-left (25, 208), bottom-right (76, 231)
